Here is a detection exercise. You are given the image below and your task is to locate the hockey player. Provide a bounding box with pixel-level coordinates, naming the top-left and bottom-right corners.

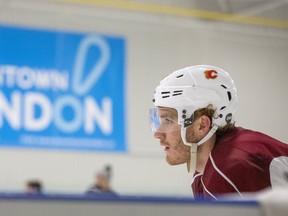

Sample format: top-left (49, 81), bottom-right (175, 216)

top-left (150, 65), bottom-right (288, 199)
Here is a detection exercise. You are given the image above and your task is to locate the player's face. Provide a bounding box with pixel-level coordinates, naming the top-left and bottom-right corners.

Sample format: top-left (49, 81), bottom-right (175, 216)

top-left (153, 108), bottom-right (190, 165)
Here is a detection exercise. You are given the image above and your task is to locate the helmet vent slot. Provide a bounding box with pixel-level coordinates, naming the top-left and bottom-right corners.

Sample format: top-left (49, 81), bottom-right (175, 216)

top-left (220, 106), bottom-right (226, 110)
top-left (161, 90), bottom-right (183, 98)
top-left (176, 74), bottom-right (184, 78)
top-left (172, 90), bottom-right (183, 96)
top-left (161, 91), bottom-right (170, 98)
top-left (227, 91), bottom-right (232, 101)
top-left (221, 85), bottom-right (227, 89)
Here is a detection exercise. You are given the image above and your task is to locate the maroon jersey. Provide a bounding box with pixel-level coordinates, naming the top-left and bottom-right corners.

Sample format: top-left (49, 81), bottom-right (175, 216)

top-left (192, 127), bottom-right (288, 200)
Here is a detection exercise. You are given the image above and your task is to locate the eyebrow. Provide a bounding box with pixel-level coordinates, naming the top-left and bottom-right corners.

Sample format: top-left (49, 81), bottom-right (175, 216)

top-left (159, 112), bottom-right (177, 119)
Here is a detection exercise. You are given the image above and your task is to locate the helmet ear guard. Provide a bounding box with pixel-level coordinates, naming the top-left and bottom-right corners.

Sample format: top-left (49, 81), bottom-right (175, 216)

top-left (211, 88), bottom-right (238, 128)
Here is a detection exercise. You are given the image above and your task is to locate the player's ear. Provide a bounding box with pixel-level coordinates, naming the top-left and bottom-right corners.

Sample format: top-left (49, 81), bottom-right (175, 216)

top-left (198, 115), bottom-right (211, 135)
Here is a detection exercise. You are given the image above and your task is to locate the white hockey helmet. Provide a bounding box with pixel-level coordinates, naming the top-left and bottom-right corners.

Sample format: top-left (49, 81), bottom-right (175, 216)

top-left (151, 65), bottom-right (238, 146)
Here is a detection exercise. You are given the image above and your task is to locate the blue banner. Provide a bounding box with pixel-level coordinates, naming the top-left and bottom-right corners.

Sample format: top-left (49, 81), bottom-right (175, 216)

top-left (0, 25), bottom-right (126, 152)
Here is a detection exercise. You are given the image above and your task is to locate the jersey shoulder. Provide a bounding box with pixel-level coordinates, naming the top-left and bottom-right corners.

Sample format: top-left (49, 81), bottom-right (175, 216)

top-left (215, 127), bottom-right (288, 158)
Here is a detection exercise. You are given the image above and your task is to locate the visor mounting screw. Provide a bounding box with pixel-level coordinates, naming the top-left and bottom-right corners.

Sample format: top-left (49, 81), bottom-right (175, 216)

top-left (182, 110), bottom-right (186, 114)
top-left (219, 114), bottom-right (223, 118)
top-left (182, 115), bottom-right (186, 119)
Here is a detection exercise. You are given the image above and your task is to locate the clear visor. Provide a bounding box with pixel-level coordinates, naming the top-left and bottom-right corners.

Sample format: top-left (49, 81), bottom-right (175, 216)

top-left (149, 107), bottom-right (180, 133)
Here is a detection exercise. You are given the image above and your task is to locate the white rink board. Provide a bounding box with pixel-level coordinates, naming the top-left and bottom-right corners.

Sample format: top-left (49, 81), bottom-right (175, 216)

top-left (0, 194), bottom-right (260, 216)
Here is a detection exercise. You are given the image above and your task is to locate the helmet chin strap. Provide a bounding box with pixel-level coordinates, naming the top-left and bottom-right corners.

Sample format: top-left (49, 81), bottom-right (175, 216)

top-left (181, 124), bottom-right (219, 173)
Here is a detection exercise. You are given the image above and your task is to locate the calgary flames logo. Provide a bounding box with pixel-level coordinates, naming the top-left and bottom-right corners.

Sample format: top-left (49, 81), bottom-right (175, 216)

top-left (204, 70), bottom-right (218, 79)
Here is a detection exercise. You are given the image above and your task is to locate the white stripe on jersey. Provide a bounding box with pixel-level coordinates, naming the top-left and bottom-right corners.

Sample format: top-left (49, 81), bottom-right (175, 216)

top-left (209, 153), bottom-right (244, 198)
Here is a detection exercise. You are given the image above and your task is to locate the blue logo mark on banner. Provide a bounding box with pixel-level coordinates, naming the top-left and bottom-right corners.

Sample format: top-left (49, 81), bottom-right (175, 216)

top-left (0, 25), bottom-right (126, 152)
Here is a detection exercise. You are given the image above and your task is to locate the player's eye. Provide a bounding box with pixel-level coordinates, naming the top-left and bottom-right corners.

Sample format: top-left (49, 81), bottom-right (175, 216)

top-left (162, 118), bottom-right (173, 124)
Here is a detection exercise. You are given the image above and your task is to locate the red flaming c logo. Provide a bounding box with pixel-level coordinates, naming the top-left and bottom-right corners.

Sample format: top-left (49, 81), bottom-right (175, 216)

top-left (204, 70), bottom-right (218, 79)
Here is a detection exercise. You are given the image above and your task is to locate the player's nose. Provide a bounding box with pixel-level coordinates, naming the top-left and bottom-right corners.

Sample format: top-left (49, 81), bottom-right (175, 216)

top-left (154, 130), bottom-right (165, 139)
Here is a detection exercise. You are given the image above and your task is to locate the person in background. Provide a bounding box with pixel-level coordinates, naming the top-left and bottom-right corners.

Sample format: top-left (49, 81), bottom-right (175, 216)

top-left (86, 165), bottom-right (117, 196)
top-left (150, 65), bottom-right (288, 200)
top-left (25, 180), bottom-right (43, 194)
